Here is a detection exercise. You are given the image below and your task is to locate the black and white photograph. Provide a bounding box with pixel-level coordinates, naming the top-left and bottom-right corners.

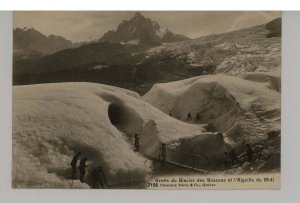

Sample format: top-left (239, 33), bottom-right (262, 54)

top-left (12, 11), bottom-right (281, 189)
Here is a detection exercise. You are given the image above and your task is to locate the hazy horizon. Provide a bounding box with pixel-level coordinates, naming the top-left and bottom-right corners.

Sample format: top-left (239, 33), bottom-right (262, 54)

top-left (14, 11), bottom-right (281, 43)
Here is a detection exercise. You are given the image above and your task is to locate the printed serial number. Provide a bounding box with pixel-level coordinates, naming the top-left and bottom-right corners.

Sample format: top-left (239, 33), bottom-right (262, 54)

top-left (148, 183), bottom-right (159, 187)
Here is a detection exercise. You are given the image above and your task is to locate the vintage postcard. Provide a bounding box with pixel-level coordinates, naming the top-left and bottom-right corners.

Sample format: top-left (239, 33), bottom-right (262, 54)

top-left (12, 11), bottom-right (281, 189)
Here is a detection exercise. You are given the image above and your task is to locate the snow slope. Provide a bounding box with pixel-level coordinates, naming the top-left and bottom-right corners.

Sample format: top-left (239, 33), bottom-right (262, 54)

top-left (143, 73), bottom-right (281, 144)
top-left (13, 82), bottom-right (222, 188)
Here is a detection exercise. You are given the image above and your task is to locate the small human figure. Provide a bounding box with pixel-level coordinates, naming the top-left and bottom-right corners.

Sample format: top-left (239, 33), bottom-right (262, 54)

top-left (169, 110), bottom-right (172, 117)
top-left (196, 112), bottom-right (201, 121)
top-left (246, 144), bottom-right (253, 162)
top-left (79, 156), bottom-right (88, 183)
top-left (134, 134), bottom-right (140, 152)
top-left (92, 166), bottom-right (108, 189)
top-left (159, 143), bottom-right (167, 167)
top-left (229, 149), bottom-right (239, 166)
top-left (70, 151), bottom-right (81, 179)
top-left (223, 152), bottom-right (230, 168)
top-left (187, 112), bottom-right (192, 121)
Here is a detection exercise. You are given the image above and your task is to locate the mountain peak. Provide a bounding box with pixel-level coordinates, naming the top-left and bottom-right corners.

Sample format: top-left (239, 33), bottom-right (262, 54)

top-left (99, 12), bottom-right (189, 48)
top-left (15, 27), bottom-right (38, 34)
top-left (133, 12), bottom-right (142, 18)
top-left (22, 27), bottom-right (34, 31)
top-left (131, 12), bottom-right (147, 22)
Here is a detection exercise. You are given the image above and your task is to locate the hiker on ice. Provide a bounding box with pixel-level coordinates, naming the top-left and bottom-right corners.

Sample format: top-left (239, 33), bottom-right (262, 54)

top-left (169, 110), bottom-right (172, 117)
top-left (229, 149), bottom-right (239, 165)
top-left (246, 144), bottom-right (253, 162)
top-left (71, 151), bottom-right (81, 179)
top-left (196, 112), bottom-right (201, 121)
top-left (134, 134), bottom-right (140, 152)
top-left (79, 156), bottom-right (88, 183)
top-left (159, 143), bottom-right (167, 167)
top-left (223, 152), bottom-right (230, 168)
top-left (187, 112), bottom-right (192, 121)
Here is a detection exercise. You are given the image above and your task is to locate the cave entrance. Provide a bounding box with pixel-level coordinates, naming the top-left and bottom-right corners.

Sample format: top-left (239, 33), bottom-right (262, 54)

top-left (107, 102), bottom-right (144, 140)
top-left (108, 103), bottom-right (125, 126)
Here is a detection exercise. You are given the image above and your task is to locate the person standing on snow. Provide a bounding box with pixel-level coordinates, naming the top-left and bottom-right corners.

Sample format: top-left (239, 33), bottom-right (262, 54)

top-left (159, 143), bottom-right (167, 167)
top-left (134, 134), bottom-right (140, 152)
top-left (187, 112), bottom-right (192, 121)
top-left (223, 152), bottom-right (230, 168)
top-left (196, 112), bottom-right (201, 121)
top-left (70, 152), bottom-right (81, 179)
top-left (229, 149), bottom-right (239, 165)
top-left (169, 110), bottom-right (172, 117)
top-left (79, 156), bottom-right (88, 183)
top-left (246, 144), bottom-right (253, 162)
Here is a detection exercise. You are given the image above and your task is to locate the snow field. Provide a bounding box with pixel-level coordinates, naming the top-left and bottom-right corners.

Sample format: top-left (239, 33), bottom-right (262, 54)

top-left (143, 74), bottom-right (280, 144)
top-left (13, 82), bottom-right (223, 188)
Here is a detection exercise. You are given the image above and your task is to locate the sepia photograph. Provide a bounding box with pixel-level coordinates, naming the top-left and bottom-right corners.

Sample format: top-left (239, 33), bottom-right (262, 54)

top-left (12, 11), bottom-right (281, 189)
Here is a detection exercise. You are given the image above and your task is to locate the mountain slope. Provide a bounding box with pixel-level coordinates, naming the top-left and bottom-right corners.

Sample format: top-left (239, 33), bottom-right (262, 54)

top-left (13, 18), bottom-right (281, 96)
top-left (146, 18), bottom-right (281, 76)
top-left (266, 17), bottom-right (282, 38)
top-left (99, 12), bottom-right (189, 48)
top-left (14, 41), bottom-right (137, 74)
top-left (14, 27), bottom-right (73, 54)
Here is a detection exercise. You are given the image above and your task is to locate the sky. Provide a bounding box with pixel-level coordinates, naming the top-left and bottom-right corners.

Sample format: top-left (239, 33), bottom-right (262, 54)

top-left (14, 11), bottom-right (281, 43)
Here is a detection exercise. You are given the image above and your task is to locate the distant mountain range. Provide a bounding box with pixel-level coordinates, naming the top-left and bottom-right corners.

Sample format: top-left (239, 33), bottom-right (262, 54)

top-left (14, 27), bottom-right (73, 54)
top-left (13, 15), bottom-right (281, 95)
top-left (14, 12), bottom-right (189, 55)
top-left (25, 42), bottom-right (136, 72)
top-left (99, 12), bottom-right (189, 47)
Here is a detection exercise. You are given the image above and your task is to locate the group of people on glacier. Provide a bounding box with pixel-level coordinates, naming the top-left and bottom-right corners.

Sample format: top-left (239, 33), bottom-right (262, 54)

top-left (70, 152), bottom-right (107, 188)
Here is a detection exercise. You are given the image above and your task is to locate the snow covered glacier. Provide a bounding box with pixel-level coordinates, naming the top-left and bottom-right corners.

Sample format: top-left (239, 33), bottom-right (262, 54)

top-left (13, 82), bottom-right (221, 188)
top-left (143, 71), bottom-right (281, 144)
top-left (13, 68), bottom-right (280, 188)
